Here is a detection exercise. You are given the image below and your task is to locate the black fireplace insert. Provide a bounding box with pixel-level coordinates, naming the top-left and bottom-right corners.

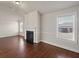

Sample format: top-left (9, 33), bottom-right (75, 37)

top-left (26, 31), bottom-right (34, 44)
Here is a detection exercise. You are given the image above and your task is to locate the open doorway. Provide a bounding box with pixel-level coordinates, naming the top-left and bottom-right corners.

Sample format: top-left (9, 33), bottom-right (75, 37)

top-left (19, 20), bottom-right (24, 36)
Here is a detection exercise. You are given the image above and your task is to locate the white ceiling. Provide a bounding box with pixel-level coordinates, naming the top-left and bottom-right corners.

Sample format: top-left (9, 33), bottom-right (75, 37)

top-left (0, 1), bottom-right (79, 15)
top-left (21, 1), bottom-right (79, 14)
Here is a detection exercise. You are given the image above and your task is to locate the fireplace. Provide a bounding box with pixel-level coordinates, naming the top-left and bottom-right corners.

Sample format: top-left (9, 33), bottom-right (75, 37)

top-left (24, 27), bottom-right (40, 43)
top-left (26, 31), bottom-right (34, 44)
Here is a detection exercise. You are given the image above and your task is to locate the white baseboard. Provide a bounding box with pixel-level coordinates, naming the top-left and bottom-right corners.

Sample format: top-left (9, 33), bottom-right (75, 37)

top-left (0, 34), bottom-right (18, 38)
top-left (41, 40), bottom-right (79, 53)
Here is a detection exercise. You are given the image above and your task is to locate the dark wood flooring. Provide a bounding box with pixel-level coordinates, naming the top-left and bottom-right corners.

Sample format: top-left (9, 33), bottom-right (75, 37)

top-left (0, 36), bottom-right (79, 58)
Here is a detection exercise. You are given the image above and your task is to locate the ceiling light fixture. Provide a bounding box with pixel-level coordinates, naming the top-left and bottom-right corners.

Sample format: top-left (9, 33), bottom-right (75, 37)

top-left (15, 1), bottom-right (20, 5)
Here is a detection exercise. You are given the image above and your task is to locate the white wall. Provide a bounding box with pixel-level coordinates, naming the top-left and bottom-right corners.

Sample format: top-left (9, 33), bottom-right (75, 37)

top-left (0, 5), bottom-right (19, 38)
top-left (41, 6), bottom-right (79, 53)
top-left (0, 21), bottom-right (18, 37)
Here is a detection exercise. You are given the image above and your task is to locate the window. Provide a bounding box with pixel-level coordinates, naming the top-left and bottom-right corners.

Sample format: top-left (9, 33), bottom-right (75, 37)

top-left (57, 14), bottom-right (76, 41)
top-left (20, 22), bottom-right (23, 32)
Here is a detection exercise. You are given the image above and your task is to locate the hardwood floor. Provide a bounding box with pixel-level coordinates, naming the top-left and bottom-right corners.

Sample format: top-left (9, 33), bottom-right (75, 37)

top-left (0, 36), bottom-right (79, 58)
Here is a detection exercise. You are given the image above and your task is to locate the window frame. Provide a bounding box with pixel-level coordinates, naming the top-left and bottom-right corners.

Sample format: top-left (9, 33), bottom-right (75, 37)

top-left (56, 12), bottom-right (77, 43)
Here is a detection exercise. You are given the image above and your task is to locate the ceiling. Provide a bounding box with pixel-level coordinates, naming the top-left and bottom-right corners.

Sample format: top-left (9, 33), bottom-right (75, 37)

top-left (0, 1), bottom-right (79, 15)
top-left (21, 1), bottom-right (79, 14)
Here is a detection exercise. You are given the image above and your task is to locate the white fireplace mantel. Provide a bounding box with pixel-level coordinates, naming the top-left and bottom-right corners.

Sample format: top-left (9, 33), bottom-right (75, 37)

top-left (25, 27), bottom-right (37, 43)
